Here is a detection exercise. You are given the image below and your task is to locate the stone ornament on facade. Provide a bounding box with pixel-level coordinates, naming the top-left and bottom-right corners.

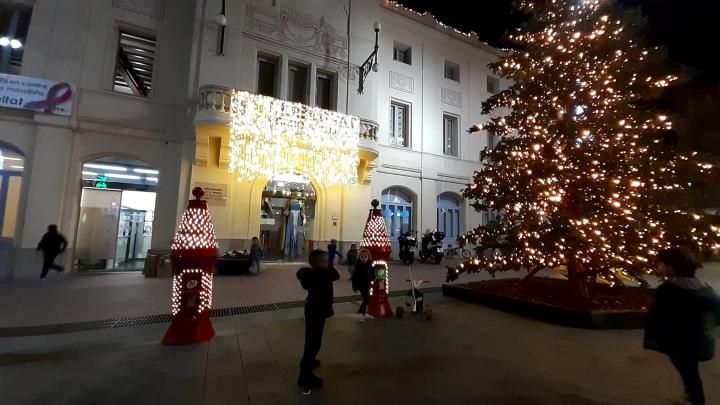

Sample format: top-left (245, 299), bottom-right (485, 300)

top-left (389, 71), bottom-right (414, 93)
top-left (245, 3), bottom-right (348, 61)
top-left (112, 0), bottom-right (165, 19)
top-left (441, 87), bottom-right (462, 108)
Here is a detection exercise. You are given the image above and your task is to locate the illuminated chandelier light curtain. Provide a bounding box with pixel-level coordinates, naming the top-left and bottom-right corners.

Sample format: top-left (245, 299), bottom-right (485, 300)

top-left (229, 91), bottom-right (360, 185)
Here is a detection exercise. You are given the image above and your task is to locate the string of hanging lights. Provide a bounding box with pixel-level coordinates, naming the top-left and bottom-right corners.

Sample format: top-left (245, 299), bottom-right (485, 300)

top-left (228, 91), bottom-right (360, 186)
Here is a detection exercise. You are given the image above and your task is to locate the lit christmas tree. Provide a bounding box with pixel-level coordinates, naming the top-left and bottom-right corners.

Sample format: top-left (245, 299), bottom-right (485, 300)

top-left (448, 0), bottom-right (720, 296)
top-left (360, 199), bottom-right (394, 317)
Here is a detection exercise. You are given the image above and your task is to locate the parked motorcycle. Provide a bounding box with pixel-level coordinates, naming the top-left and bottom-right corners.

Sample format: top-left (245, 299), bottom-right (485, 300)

top-left (398, 231), bottom-right (417, 265)
top-left (419, 229), bottom-right (445, 264)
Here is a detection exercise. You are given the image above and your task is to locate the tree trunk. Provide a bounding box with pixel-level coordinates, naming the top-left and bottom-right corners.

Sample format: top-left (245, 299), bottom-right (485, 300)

top-left (567, 258), bottom-right (590, 298)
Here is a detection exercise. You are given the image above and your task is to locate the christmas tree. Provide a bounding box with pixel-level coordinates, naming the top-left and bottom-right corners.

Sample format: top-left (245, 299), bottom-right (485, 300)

top-left (448, 0), bottom-right (719, 296)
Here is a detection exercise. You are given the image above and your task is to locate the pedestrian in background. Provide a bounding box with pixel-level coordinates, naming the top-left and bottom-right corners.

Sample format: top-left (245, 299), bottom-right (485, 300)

top-left (346, 243), bottom-right (359, 277)
top-left (351, 248), bottom-right (373, 319)
top-left (644, 248), bottom-right (720, 405)
top-left (249, 236), bottom-right (263, 276)
top-left (327, 239), bottom-right (342, 269)
top-left (296, 249), bottom-right (339, 389)
top-left (37, 224), bottom-right (67, 280)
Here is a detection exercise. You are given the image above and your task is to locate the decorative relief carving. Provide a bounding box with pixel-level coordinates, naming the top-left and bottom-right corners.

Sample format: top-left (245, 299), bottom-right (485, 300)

top-left (245, 4), bottom-right (348, 60)
top-left (389, 71), bottom-right (413, 93)
top-left (441, 87), bottom-right (462, 108)
top-left (112, 0), bottom-right (165, 19)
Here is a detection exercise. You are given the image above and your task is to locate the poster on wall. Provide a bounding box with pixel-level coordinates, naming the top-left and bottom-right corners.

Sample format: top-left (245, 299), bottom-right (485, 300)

top-left (0, 73), bottom-right (73, 116)
top-left (194, 182), bottom-right (227, 206)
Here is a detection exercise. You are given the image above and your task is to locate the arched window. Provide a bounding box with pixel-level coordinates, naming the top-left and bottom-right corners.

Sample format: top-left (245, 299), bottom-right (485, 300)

top-left (381, 187), bottom-right (413, 238)
top-left (437, 194), bottom-right (462, 241)
top-left (0, 142), bottom-right (24, 248)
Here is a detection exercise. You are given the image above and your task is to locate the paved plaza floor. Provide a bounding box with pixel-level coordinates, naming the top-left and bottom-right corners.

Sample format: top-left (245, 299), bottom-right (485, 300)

top-left (0, 260), bottom-right (493, 328)
top-left (2, 292), bottom-right (719, 405)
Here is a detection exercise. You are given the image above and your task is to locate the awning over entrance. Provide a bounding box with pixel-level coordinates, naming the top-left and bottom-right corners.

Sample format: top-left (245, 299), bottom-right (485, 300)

top-left (228, 91), bottom-right (360, 186)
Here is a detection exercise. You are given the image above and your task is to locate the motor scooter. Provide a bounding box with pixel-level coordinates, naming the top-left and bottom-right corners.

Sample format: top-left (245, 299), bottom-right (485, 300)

top-left (418, 229), bottom-right (444, 264)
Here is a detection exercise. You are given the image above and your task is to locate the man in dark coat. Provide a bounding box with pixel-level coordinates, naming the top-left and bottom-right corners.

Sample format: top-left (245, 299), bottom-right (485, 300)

top-left (644, 248), bottom-right (720, 405)
top-left (37, 224), bottom-right (67, 279)
top-left (296, 249), bottom-right (339, 389)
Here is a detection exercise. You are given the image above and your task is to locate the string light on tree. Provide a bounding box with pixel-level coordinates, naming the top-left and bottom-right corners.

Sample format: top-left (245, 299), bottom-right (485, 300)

top-left (448, 0), bottom-right (720, 296)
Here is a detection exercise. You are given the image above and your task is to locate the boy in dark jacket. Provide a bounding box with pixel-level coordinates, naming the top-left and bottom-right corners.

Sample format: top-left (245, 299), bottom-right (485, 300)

top-left (351, 248), bottom-right (373, 319)
top-left (644, 248), bottom-right (720, 405)
top-left (37, 225), bottom-right (68, 279)
top-left (296, 249), bottom-right (340, 388)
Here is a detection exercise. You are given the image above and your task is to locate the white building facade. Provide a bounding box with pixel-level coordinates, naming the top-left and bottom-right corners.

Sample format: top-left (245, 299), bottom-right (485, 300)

top-left (0, 0), bottom-right (505, 278)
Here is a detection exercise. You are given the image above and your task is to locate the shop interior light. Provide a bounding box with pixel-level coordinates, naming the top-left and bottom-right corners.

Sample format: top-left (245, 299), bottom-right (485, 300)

top-left (133, 168), bottom-right (159, 175)
top-left (1, 156), bottom-right (23, 161)
top-left (9, 39), bottom-right (22, 49)
top-left (146, 177), bottom-right (159, 182)
top-left (104, 173), bottom-right (141, 180)
top-left (82, 171), bottom-right (98, 176)
top-left (84, 163), bottom-right (128, 171)
top-left (0, 37), bottom-right (9, 46)
top-left (10, 165), bottom-right (23, 169)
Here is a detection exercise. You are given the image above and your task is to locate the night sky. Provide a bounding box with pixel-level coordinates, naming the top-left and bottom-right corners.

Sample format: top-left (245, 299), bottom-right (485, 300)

top-left (396, 0), bottom-right (720, 82)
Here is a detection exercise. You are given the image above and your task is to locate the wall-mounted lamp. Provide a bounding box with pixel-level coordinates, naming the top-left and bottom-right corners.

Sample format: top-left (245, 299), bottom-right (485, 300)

top-left (216, 0), bottom-right (227, 56)
top-left (358, 21), bottom-right (381, 94)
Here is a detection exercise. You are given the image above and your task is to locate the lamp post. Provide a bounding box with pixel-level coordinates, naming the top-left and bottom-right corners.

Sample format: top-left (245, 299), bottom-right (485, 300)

top-left (216, 0), bottom-right (227, 56)
top-left (358, 22), bottom-right (381, 94)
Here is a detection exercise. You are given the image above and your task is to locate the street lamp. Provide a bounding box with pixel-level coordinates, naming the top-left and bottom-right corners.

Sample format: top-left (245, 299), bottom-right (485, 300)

top-left (358, 22), bottom-right (381, 94)
top-left (216, 0), bottom-right (227, 56)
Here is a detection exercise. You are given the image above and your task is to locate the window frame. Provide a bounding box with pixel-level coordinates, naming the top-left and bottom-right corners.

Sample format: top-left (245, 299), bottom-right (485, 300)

top-left (389, 100), bottom-right (411, 148)
top-left (113, 26), bottom-right (157, 98)
top-left (315, 69), bottom-right (336, 110)
top-left (443, 113), bottom-right (460, 157)
top-left (392, 41), bottom-right (412, 65)
top-left (256, 52), bottom-right (280, 98)
top-left (0, 3), bottom-right (32, 74)
top-left (487, 75), bottom-right (500, 94)
top-left (287, 61), bottom-right (309, 104)
top-left (444, 60), bottom-right (460, 82)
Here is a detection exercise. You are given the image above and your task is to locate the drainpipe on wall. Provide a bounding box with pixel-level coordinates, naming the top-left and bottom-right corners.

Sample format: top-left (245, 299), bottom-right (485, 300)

top-left (345, 0), bottom-right (351, 114)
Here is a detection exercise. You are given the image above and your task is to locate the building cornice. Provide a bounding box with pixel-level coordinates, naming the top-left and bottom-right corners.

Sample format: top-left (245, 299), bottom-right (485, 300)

top-left (381, 1), bottom-right (509, 57)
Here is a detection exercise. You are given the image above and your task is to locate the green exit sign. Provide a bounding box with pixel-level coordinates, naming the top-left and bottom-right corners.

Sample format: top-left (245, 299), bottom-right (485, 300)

top-left (95, 176), bottom-right (108, 189)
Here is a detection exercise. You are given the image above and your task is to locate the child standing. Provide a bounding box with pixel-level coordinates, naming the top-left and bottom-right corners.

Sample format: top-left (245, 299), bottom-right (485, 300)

top-left (644, 248), bottom-right (720, 405)
top-left (351, 248), bottom-right (373, 319)
top-left (296, 250), bottom-right (340, 388)
top-left (327, 239), bottom-right (342, 268)
top-left (346, 243), bottom-right (359, 277)
top-left (249, 236), bottom-right (263, 276)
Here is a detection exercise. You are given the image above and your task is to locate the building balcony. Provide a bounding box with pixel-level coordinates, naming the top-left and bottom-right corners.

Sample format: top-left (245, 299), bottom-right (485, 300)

top-left (194, 85), bottom-right (379, 184)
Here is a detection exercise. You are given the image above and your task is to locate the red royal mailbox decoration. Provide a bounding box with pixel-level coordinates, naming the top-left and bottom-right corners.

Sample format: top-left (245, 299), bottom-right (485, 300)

top-left (359, 199), bottom-right (394, 318)
top-left (162, 187), bottom-right (219, 345)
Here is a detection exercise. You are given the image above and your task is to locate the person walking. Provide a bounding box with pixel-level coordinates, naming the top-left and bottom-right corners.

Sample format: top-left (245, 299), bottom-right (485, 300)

top-left (351, 248), bottom-right (373, 319)
top-left (249, 236), bottom-right (263, 276)
top-left (37, 224), bottom-right (67, 280)
top-left (296, 250), bottom-right (339, 389)
top-left (644, 248), bottom-right (720, 405)
top-left (327, 239), bottom-right (342, 269)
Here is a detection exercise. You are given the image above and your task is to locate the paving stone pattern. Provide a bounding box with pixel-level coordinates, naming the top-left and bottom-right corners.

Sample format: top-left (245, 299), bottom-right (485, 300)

top-left (2, 294), bottom-right (719, 405)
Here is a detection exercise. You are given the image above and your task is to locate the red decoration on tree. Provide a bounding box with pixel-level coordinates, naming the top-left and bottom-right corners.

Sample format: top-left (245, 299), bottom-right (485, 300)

top-left (360, 199), bottom-right (394, 318)
top-left (162, 187), bottom-right (220, 345)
